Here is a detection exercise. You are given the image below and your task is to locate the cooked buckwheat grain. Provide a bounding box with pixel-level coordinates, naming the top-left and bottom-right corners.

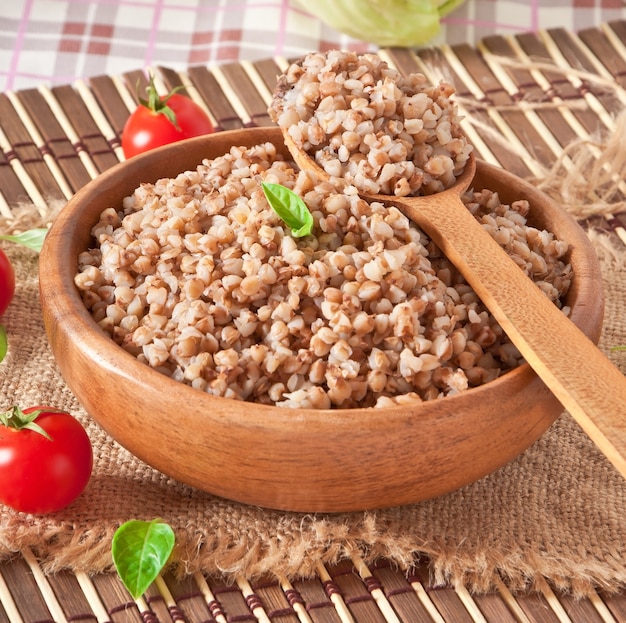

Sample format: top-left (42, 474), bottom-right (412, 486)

top-left (74, 142), bottom-right (572, 409)
top-left (269, 50), bottom-right (473, 196)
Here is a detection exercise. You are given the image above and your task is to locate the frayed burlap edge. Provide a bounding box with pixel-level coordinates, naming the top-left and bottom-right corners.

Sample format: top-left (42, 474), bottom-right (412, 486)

top-left (0, 199), bottom-right (64, 233)
top-left (2, 488), bottom-right (626, 598)
top-left (456, 53), bottom-right (626, 220)
top-left (534, 107), bottom-right (626, 219)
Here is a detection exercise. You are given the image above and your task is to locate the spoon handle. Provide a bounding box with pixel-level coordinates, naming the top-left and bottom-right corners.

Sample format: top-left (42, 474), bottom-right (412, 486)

top-left (414, 193), bottom-right (626, 478)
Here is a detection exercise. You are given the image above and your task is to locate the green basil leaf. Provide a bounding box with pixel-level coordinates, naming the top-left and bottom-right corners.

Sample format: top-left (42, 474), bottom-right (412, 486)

top-left (112, 519), bottom-right (175, 599)
top-left (0, 228), bottom-right (48, 253)
top-left (261, 182), bottom-right (313, 238)
top-left (0, 325), bottom-right (6, 363)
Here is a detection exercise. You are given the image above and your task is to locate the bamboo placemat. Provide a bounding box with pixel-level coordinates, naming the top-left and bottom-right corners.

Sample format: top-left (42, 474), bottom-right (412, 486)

top-left (2, 20), bottom-right (626, 623)
top-left (3, 550), bottom-right (626, 623)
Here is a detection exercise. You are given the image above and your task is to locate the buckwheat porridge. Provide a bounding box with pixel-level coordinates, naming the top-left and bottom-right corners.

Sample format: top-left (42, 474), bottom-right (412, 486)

top-left (73, 51), bottom-right (572, 409)
top-left (269, 50), bottom-right (473, 197)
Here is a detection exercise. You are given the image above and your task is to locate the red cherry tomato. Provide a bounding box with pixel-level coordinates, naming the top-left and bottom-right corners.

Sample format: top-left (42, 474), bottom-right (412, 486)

top-left (0, 406), bottom-right (93, 514)
top-left (0, 248), bottom-right (15, 317)
top-left (122, 77), bottom-right (214, 159)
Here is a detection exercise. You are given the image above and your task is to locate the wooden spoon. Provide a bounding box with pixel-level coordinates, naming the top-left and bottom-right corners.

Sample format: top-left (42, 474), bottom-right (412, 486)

top-left (283, 130), bottom-right (626, 479)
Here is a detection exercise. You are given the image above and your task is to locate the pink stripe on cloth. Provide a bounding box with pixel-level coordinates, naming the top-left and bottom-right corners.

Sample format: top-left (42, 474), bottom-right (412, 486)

top-left (6, 0), bottom-right (35, 91)
top-left (443, 17), bottom-right (529, 32)
top-left (144, 0), bottom-right (164, 67)
top-left (274, 0), bottom-right (289, 58)
top-left (530, 0), bottom-right (540, 32)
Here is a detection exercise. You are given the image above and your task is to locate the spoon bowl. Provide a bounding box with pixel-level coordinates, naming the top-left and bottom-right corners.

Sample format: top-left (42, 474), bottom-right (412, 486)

top-left (283, 129), bottom-right (477, 222)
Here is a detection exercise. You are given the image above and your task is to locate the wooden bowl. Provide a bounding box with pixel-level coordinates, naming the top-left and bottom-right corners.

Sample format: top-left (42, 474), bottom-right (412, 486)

top-left (39, 127), bottom-right (604, 512)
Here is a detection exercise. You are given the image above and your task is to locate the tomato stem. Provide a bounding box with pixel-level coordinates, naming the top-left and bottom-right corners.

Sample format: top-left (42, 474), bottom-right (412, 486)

top-left (0, 406), bottom-right (53, 440)
top-left (137, 73), bottom-right (184, 131)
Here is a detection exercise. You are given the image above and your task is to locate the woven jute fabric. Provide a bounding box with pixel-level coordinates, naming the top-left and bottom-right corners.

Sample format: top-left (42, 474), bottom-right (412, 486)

top-left (0, 229), bottom-right (625, 596)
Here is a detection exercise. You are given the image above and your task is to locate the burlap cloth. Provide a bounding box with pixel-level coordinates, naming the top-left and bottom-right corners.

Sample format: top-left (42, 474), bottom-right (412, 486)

top-left (0, 218), bottom-right (623, 597)
top-left (4, 100), bottom-right (626, 593)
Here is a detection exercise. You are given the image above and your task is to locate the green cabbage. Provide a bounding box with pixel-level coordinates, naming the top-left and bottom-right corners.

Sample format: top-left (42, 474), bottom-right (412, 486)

top-left (295, 0), bottom-right (466, 47)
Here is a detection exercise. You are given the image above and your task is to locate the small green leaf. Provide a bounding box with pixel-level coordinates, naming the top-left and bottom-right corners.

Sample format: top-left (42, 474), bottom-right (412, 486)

top-left (112, 519), bottom-right (175, 599)
top-left (261, 182), bottom-right (313, 238)
top-left (0, 325), bottom-right (6, 363)
top-left (0, 228), bottom-right (48, 253)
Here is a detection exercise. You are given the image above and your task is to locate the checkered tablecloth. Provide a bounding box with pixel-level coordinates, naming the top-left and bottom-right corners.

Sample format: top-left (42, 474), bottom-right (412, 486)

top-left (2, 0), bottom-right (626, 93)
